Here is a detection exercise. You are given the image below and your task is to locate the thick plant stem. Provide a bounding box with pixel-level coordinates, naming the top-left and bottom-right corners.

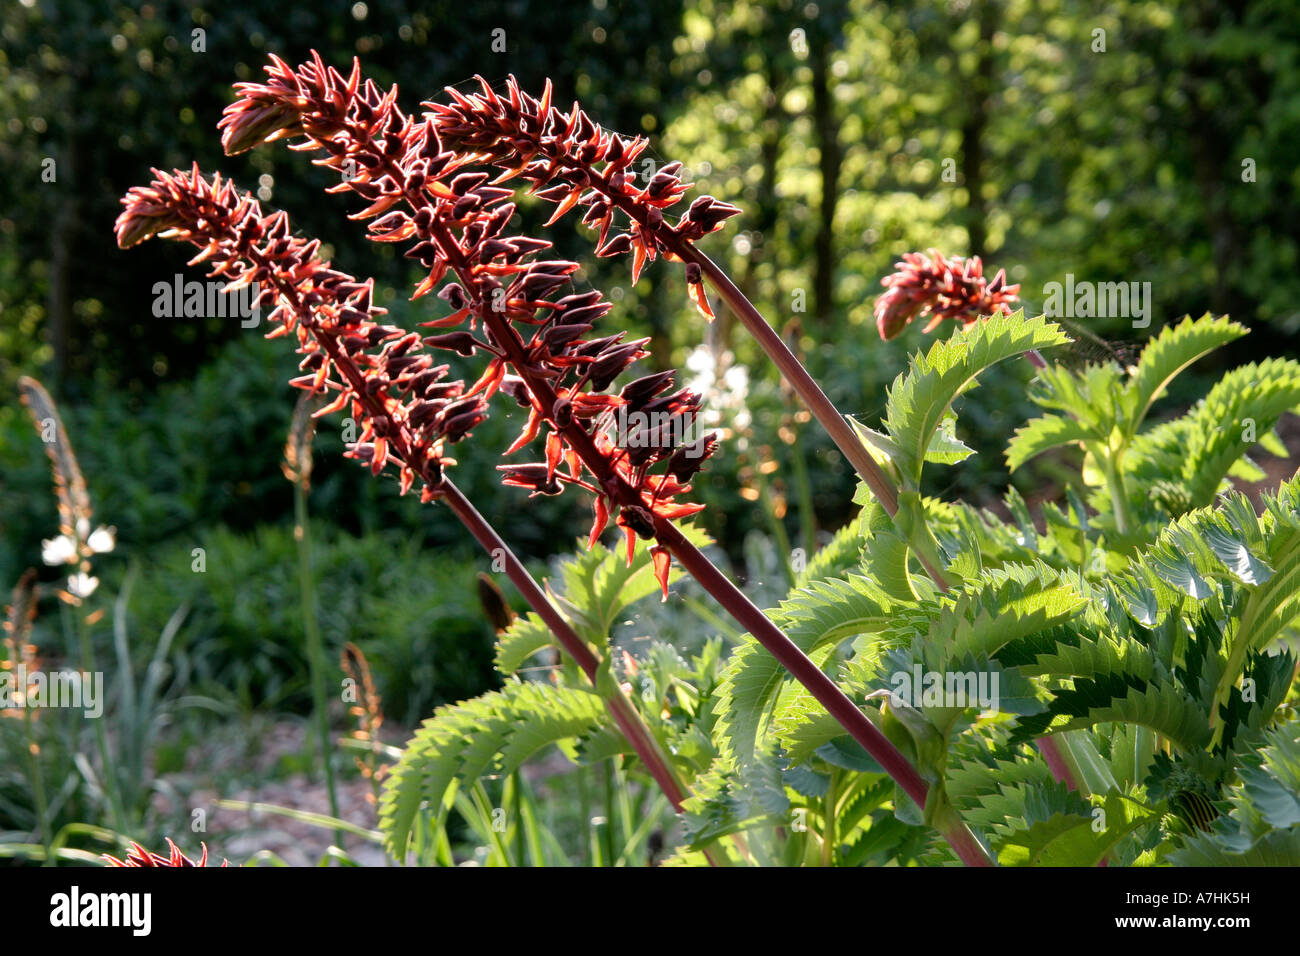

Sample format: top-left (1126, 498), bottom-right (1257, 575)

top-left (821, 770), bottom-right (837, 867)
top-left (656, 521), bottom-right (993, 867)
top-left (677, 247), bottom-right (950, 589)
top-left (438, 480), bottom-right (694, 817)
top-left (1102, 455), bottom-right (1132, 535)
top-left (942, 819), bottom-right (994, 867)
top-left (418, 223), bottom-right (990, 863)
top-left (678, 245), bottom-right (1076, 824)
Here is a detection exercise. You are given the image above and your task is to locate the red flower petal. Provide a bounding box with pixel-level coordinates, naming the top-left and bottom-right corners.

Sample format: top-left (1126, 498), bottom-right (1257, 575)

top-left (650, 545), bottom-right (671, 602)
top-left (587, 496), bottom-right (609, 549)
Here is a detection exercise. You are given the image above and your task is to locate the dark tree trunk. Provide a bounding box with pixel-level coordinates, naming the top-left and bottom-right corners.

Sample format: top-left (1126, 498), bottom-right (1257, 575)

top-left (810, 32), bottom-right (842, 324)
top-left (735, 57), bottom-right (786, 349)
top-left (960, 0), bottom-right (998, 260)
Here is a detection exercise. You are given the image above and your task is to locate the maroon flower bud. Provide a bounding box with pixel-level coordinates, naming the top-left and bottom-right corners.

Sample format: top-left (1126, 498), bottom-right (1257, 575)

top-left (498, 463), bottom-right (563, 495)
top-left (666, 433), bottom-right (717, 483)
top-left (588, 341), bottom-right (647, 391)
top-left (620, 371), bottom-right (675, 408)
top-left (441, 405), bottom-right (488, 442)
top-left (617, 504), bottom-right (657, 540)
top-left (574, 334), bottom-right (625, 357)
top-left (543, 322), bottom-right (593, 349)
top-left (423, 332), bottom-right (481, 356)
top-left (450, 172), bottom-right (489, 195)
top-left (499, 375), bottom-right (532, 407)
top-left (596, 234), bottom-right (633, 258)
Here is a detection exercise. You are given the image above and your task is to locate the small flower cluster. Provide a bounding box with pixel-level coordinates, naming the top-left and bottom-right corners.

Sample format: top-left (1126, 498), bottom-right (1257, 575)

top-left (115, 165), bottom-right (487, 501)
top-left (873, 249), bottom-right (1020, 341)
top-left (218, 53), bottom-right (719, 596)
top-left (104, 839), bottom-right (231, 867)
top-left (428, 75), bottom-right (741, 318)
top-left (40, 517), bottom-right (114, 601)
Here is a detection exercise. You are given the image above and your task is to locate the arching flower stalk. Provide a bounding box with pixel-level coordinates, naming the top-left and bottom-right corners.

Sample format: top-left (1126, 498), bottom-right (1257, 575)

top-left (216, 53), bottom-right (994, 865)
top-left (424, 74), bottom-right (915, 529)
top-left (873, 249), bottom-right (1021, 342)
top-left (114, 165), bottom-right (701, 844)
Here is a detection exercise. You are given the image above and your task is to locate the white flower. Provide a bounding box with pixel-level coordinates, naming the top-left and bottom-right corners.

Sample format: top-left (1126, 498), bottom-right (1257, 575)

top-left (87, 525), bottom-right (116, 554)
top-left (68, 572), bottom-right (99, 599)
top-left (41, 534), bottom-right (78, 566)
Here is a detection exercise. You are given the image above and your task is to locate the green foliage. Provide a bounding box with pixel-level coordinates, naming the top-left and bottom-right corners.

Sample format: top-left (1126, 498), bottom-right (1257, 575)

top-left (1124, 315), bottom-right (1248, 432)
top-left (381, 532), bottom-right (728, 862)
top-left (714, 571), bottom-right (897, 768)
top-left (371, 307), bottom-right (1300, 867)
top-left (496, 526), bottom-right (710, 675)
top-left (121, 523), bottom-right (499, 724)
top-left (880, 311), bottom-right (1069, 488)
top-left (679, 311), bottom-right (1300, 866)
top-left (1169, 718), bottom-right (1300, 865)
top-left (380, 680), bottom-right (607, 858)
top-left (1006, 314), bottom-right (1300, 539)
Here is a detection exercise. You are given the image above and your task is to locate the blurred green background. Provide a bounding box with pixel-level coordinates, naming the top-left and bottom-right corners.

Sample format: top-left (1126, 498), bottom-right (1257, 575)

top-left (3, 0), bottom-right (1299, 728)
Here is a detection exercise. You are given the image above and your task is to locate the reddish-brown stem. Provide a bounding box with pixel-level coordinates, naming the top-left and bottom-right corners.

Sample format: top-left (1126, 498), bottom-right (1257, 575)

top-left (656, 523), bottom-right (923, 799)
top-left (438, 480), bottom-right (694, 814)
top-left (656, 521), bottom-right (993, 867)
top-left (678, 246), bottom-right (954, 590)
top-left (680, 246), bottom-right (898, 513)
top-left (1036, 737), bottom-right (1077, 791)
top-left (688, 247), bottom-right (1075, 805)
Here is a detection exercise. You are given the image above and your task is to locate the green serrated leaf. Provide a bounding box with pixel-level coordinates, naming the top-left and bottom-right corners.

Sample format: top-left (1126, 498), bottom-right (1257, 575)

top-left (882, 311), bottom-right (1070, 484)
top-left (1006, 413), bottom-right (1096, 471)
top-left (1125, 313), bottom-right (1248, 434)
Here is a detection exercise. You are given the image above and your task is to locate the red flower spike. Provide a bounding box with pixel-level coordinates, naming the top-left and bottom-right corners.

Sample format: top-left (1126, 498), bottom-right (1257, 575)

top-left (873, 249), bottom-right (1020, 340)
top-left (218, 53), bottom-right (720, 587)
top-left (115, 167), bottom-right (483, 503)
top-left (426, 75), bottom-right (742, 313)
